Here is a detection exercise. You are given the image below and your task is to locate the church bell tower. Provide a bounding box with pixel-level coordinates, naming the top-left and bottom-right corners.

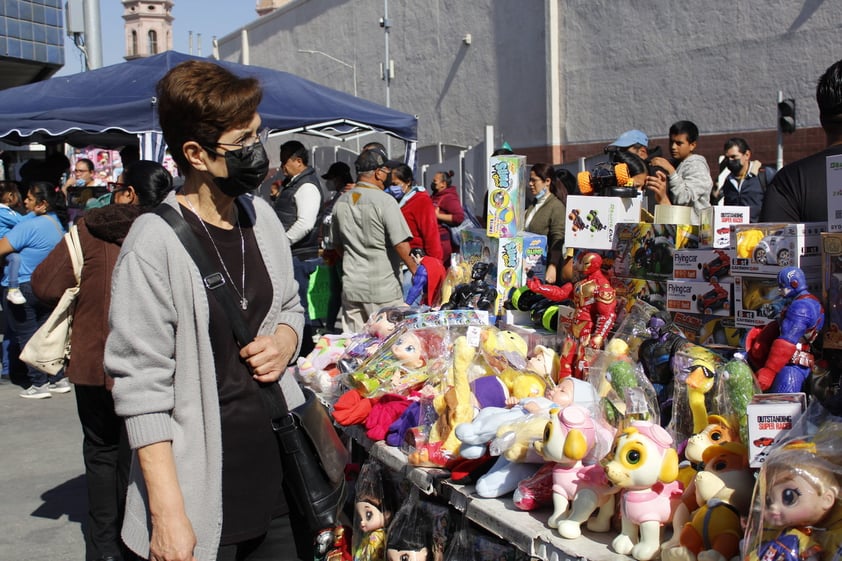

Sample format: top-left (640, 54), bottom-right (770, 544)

top-left (122, 0), bottom-right (174, 61)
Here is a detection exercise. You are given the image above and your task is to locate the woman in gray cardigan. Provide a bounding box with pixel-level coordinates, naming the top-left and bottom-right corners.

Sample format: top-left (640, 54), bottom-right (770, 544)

top-left (524, 163), bottom-right (567, 284)
top-left (105, 61), bottom-right (305, 561)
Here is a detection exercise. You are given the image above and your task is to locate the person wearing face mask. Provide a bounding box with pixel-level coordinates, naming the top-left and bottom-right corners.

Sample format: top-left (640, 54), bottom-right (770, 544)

top-left (524, 163), bottom-right (567, 284)
top-left (32, 160), bottom-right (172, 561)
top-left (719, 137), bottom-right (774, 222)
top-left (389, 164), bottom-right (443, 301)
top-left (429, 170), bottom-right (464, 267)
top-left (104, 61), bottom-right (308, 561)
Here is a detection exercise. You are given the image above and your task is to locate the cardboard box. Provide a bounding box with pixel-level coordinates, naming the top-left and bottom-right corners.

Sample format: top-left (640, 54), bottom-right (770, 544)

top-left (732, 273), bottom-right (818, 329)
top-left (826, 154), bottom-right (842, 232)
top-left (672, 312), bottom-right (742, 346)
top-left (746, 393), bottom-right (807, 467)
top-left (460, 228), bottom-right (499, 281)
top-left (666, 280), bottom-right (734, 316)
top-left (611, 277), bottom-right (667, 331)
top-left (730, 222), bottom-right (825, 276)
top-left (521, 233), bottom-right (548, 279)
top-left (822, 232), bottom-right (842, 349)
top-left (672, 248), bottom-right (735, 282)
top-left (487, 155), bottom-right (527, 238)
top-left (699, 206), bottom-right (750, 248)
top-left (612, 223), bottom-right (700, 280)
top-left (564, 195), bottom-right (641, 250)
top-left (493, 236), bottom-right (524, 317)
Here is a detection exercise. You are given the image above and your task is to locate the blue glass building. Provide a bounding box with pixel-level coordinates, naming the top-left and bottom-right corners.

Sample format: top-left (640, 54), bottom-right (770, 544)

top-left (0, 0), bottom-right (63, 90)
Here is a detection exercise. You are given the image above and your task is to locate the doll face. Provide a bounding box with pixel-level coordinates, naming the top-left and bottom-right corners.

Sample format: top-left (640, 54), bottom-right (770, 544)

top-left (368, 311), bottom-right (398, 339)
top-left (392, 332), bottom-right (425, 368)
top-left (356, 500), bottom-right (385, 533)
top-left (386, 547), bottom-right (428, 561)
top-left (546, 378), bottom-right (574, 407)
top-left (764, 472), bottom-right (836, 528)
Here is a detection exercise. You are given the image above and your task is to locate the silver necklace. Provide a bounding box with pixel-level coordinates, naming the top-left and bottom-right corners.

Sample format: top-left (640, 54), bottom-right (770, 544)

top-left (183, 196), bottom-right (248, 310)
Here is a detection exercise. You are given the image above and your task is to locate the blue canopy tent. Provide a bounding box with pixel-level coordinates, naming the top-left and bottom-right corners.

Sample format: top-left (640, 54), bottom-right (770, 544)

top-left (0, 50), bottom-right (417, 160)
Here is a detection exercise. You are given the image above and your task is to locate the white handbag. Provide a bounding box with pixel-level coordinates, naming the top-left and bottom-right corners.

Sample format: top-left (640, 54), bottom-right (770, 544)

top-left (20, 225), bottom-right (84, 375)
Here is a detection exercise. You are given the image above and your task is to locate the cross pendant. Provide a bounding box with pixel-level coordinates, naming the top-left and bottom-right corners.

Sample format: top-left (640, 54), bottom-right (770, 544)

top-left (241, 297), bottom-right (248, 311)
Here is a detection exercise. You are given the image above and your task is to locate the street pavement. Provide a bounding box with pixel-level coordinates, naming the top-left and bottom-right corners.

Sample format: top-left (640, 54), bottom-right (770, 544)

top-left (0, 379), bottom-right (87, 560)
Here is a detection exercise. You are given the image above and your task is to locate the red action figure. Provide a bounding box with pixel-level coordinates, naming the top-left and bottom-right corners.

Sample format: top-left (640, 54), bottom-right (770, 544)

top-left (527, 252), bottom-right (617, 379)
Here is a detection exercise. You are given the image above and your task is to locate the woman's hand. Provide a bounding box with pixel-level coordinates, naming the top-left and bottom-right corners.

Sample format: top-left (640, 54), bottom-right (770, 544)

top-left (241, 324), bottom-right (299, 383)
top-left (544, 263), bottom-right (557, 285)
top-left (149, 512), bottom-right (197, 561)
top-left (645, 170), bottom-right (671, 205)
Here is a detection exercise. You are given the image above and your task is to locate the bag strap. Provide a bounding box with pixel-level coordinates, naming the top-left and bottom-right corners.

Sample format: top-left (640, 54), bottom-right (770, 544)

top-left (65, 225), bottom-right (84, 284)
top-left (153, 204), bottom-right (290, 419)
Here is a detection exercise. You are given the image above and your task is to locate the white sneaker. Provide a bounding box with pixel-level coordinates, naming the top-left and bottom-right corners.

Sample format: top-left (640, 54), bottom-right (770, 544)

top-left (6, 288), bottom-right (26, 305)
top-left (48, 378), bottom-right (72, 394)
top-left (19, 384), bottom-right (51, 399)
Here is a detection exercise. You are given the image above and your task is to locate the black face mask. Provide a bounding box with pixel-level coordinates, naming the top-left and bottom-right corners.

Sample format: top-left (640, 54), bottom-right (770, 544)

top-left (725, 158), bottom-right (743, 175)
top-left (212, 141), bottom-right (270, 198)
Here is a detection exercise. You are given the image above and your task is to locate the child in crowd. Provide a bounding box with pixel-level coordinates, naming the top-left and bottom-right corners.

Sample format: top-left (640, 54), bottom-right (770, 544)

top-left (0, 187), bottom-right (27, 304)
top-left (646, 120), bottom-right (713, 225)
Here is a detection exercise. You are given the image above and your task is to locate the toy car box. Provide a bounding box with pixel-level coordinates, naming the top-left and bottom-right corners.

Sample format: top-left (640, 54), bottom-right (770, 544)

top-left (612, 223), bottom-right (700, 280)
top-left (699, 206), bottom-right (750, 248)
top-left (821, 232), bottom-right (842, 349)
top-left (746, 392), bottom-right (807, 468)
top-left (487, 154), bottom-right (527, 238)
top-left (611, 277), bottom-right (667, 331)
top-left (730, 222), bottom-right (825, 276)
top-left (666, 279), bottom-right (734, 316)
top-left (671, 312), bottom-right (743, 346)
top-left (564, 195), bottom-right (641, 250)
top-left (672, 248), bottom-right (736, 282)
top-left (734, 272), bottom-right (822, 329)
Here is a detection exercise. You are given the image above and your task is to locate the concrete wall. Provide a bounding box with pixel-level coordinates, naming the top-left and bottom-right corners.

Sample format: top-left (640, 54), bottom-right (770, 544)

top-left (217, 0), bottom-right (842, 167)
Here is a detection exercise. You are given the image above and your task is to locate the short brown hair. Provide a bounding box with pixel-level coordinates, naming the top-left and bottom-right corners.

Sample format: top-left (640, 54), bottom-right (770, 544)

top-left (156, 60), bottom-right (262, 173)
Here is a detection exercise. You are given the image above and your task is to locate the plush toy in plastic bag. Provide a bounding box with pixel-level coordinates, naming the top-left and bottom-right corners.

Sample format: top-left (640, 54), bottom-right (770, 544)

top-left (742, 423), bottom-right (842, 561)
top-left (712, 355), bottom-right (760, 445)
top-left (667, 343), bottom-right (726, 445)
top-left (587, 341), bottom-right (659, 429)
top-left (346, 325), bottom-right (449, 399)
top-left (294, 333), bottom-right (353, 397)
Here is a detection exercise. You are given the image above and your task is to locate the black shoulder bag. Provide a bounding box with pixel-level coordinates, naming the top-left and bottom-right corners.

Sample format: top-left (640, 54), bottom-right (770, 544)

top-left (154, 204), bottom-right (348, 537)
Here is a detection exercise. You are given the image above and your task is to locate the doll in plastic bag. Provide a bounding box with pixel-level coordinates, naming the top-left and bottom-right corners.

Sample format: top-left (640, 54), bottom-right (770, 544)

top-left (352, 460), bottom-right (394, 561)
top-left (743, 423), bottom-right (842, 561)
top-left (385, 488), bottom-right (432, 561)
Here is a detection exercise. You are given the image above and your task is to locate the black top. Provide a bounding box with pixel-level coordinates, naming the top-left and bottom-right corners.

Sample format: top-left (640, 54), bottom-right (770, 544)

top-left (759, 144), bottom-right (842, 223)
top-left (182, 204), bottom-right (285, 544)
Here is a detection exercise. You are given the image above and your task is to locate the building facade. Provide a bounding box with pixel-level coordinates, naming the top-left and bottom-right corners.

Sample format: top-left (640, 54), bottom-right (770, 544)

top-left (215, 0), bottom-right (842, 169)
top-left (0, 0), bottom-right (64, 90)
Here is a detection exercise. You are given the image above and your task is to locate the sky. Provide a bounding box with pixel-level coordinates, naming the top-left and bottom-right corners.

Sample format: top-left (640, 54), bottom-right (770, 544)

top-left (59, 1), bottom-right (258, 75)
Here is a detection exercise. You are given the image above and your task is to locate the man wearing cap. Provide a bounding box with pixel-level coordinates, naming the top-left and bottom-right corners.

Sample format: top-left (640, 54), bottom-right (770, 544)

top-left (321, 161), bottom-right (354, 194)
top-left (331, 149), bottom-right (417, 332)
top-left (274, 140), bottom-right (327, 352)
top-left (607, 129), bottom-right (651, 161)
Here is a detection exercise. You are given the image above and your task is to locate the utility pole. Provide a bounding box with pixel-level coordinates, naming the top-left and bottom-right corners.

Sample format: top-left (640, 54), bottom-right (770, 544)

top-left (379, 0), bottom-right (392, 153)
top-left (82, 0), bottom-right (102, 69)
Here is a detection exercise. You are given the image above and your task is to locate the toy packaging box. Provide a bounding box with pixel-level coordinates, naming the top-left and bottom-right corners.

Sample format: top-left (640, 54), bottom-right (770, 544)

top-left (822, 232), bottom-right (842, 349)
top-left (564, 195), bottom-right (641, 250)
top-left (699, 205), bottom-right (750, 248)
top-left (826, 153), bottom-right (842, 232)
top-left (521, 232), bottom-right (547, 279)
top-left (671, 312), bottom-right (742, 346)
top-left (612, 277), bottom-right (667, 330)
top-left (666, 279), bottom-right (734, 316)
top-left (730, 222), bottom-right (825, 275)
top-left (734, 272), bottom-right (821, 329)
top-left (746, 392), bottom-right (807, 468)
top-left (672, 248), bottom-right (735, 282)
top-left (493, 236), bottom-right (524, 317)
top-left (460, 227), bottom-right (499, 281)
top-left (487, 154), bottom-right (527, 238)
top-left (612, 223), bottom-right (700, 280)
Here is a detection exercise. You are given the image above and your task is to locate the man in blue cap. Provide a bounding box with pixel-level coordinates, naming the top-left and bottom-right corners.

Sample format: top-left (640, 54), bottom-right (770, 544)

top-left (606, 129), bottom-right (651, 161)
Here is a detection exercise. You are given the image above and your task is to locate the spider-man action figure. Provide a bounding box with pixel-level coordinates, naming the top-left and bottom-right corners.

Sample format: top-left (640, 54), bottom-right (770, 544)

top-left (746, 267), bottom-right (824, 393)
top-left (527, 252), bottom-right (617, 379)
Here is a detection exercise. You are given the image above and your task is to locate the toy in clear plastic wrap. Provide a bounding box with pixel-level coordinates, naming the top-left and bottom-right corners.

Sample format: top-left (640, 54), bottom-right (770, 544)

top-left (743, 436), bottom-right (842, 561)
top-left (661, 442), bottom-right (754, 561)
top-left (347, 327), bottom-right (448, 399)
top-left (295, 333), bottom-right (352, 396)
top-left (530, 404), bottom-right (618, 539)
top-left (526, 251), bottom-right (617, 379)
top-left (587, 342), bottom-right (660, 429)
top-left (609, 299), bottom-right (661, 362)
top-left (713, 357), bottom-right (760, 445)
top-left (352, 460), bottom-right (394, 561)
top-left (338, 306), bottom-right (415, 376)
top-left (746, 267), bottom-right (825, 394)
top-left (439, 261), bottom-right (496, 312)
top-left (667, 343), bottom-right (726, 446)
top-left (603, 421), bottom-right (684, 561)
top-left (385, 488), bottom-right (432, 561)
top-left (406, 248), bottom-right (446, 307)
top-left (637, 310), bottom-right (690, 411)
top-left (439, 254), bottom-right (472, 309)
